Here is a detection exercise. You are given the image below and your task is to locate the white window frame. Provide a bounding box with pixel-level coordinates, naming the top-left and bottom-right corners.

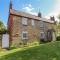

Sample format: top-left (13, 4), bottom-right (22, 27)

top-left (22, 17), bottom-right (28, 25)
top-left (40, 32), bottom-right (45, 39)
top-left (32, 19), bottom-right (35, 26)
top-left (22, 31), bottom-right (28, 39)
top-left (40, 21), bottom-right (44, 28)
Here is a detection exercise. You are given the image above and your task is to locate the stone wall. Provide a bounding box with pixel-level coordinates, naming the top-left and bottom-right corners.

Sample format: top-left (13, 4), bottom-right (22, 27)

top-left (9, 15), bottom-right (56, 46)
top-left (10, 16), bottom-right (40, 46)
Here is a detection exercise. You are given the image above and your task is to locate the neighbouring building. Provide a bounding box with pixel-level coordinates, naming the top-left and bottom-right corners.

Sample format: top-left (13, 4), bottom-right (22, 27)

top-left (8, 1), bottom-right (56, 46)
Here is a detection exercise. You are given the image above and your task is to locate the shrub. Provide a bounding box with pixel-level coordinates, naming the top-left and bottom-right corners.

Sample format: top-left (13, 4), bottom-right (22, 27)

top-left (56, 36), bottom-right (60, 41)
top-left (0, 20), bottom-right (8, 34)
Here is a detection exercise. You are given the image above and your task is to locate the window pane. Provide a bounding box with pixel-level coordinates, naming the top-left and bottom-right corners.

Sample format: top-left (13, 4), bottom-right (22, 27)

top-left (22, 31), bottom-right (28, 39)
top-left (40, 32), bottom-right (45, 39)
top-left (32, 20), bottom-right (35, 26)
top-left (23, 33), bottom-right (27, 38)
top-left (40, 21), bottom-right (44, 27)
top-left (22, 18), bottom-right (27, 25)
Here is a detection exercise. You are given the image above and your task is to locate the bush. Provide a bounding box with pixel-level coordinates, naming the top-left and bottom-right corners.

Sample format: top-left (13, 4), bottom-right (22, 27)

top-left (0, 29), bottom-right (8, 34)
top-left (56, 36), bottom-right (60, 41)
top-left (0, 20), bottom-right (8, 34)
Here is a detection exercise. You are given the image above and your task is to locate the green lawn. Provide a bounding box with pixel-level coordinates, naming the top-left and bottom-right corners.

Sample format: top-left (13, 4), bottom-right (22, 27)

top-left (0, 41), bottom-right (60, 60)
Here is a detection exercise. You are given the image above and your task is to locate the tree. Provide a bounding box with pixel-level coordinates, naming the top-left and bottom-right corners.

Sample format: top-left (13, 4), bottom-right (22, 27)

top-left (0, 20), bottom-right (7, 34)
top-left (57, 14), bottom-right (60, 36)
top-left (58, 14), bottom-right (60, 23)
top-left (57, 14), bottom-right (60, 27)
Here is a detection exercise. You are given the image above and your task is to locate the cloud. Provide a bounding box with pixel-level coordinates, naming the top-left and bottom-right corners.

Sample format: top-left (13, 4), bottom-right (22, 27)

top-left (22, 1), bottom-right (60, 22)
top-left (22, 4), bottom-right (37, 15)
top-left (45, 0), bottom-right (60, 21)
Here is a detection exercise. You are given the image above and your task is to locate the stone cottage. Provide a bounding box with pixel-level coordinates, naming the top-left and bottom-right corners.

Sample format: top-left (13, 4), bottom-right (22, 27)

top-left (8, 1), bottom-right (56, 46)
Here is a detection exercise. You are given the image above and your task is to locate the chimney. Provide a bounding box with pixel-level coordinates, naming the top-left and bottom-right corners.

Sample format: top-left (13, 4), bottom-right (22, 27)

top-left (38, 12), bottom-right (42, 18)
top-left (50, 16), bottom-right (55, 21)
top-left (10, 0), bottom-right (12, 9)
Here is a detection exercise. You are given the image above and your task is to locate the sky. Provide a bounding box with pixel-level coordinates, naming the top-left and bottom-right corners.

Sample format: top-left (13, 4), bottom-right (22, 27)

top-left (0, 0), bottom-right (60, 26)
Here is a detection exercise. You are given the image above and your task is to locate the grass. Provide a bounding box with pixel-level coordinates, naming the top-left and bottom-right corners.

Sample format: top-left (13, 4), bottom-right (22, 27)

top-left (0, 41), bottom-right (60, 60)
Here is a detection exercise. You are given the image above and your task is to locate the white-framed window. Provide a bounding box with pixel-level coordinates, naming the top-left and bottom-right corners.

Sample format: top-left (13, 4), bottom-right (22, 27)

top-left (22, 17), bottom-right (28, 25)
top-left (32, 19), bottom-right (35, 26)
top-left (40, 32), bottom-right (45, 39)
top-left (22, 31), bottom-right (28, 39)
top-left (40, 21), bottom-right (44, 28)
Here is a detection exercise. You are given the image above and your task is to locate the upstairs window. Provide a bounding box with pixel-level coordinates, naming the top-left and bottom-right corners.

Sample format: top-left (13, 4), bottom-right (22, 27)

top-left (22, 31), bottom-right (28, 39)
top-left (40, 21), bottom-right (44, 28)
top-left (32, 19), bottom-right (35, 26)
top-left (22, 17), bottom-right (28, 25)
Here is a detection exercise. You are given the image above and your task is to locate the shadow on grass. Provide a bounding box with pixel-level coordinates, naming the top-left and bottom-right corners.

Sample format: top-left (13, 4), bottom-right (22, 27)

top-left (0, 41), bottom-right (60, 60)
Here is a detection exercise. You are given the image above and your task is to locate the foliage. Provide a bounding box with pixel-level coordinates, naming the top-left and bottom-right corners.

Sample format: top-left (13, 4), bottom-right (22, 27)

top-left (57, 23), bottom-right (60, 29)
top-left (56, 36), bottom-right (60, 41)
top-left (57, 14), bottom-right (60, 23)
top-left (57, 23), bottom-right (60, 36)
top-left (0, 41), bottom-right (60, 60)
top-left (0, 20), bottom-right (7, 34)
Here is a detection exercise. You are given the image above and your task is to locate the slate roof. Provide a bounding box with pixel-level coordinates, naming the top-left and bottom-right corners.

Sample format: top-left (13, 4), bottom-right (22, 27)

top-left (10, 9), bottom-right (55, 24)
